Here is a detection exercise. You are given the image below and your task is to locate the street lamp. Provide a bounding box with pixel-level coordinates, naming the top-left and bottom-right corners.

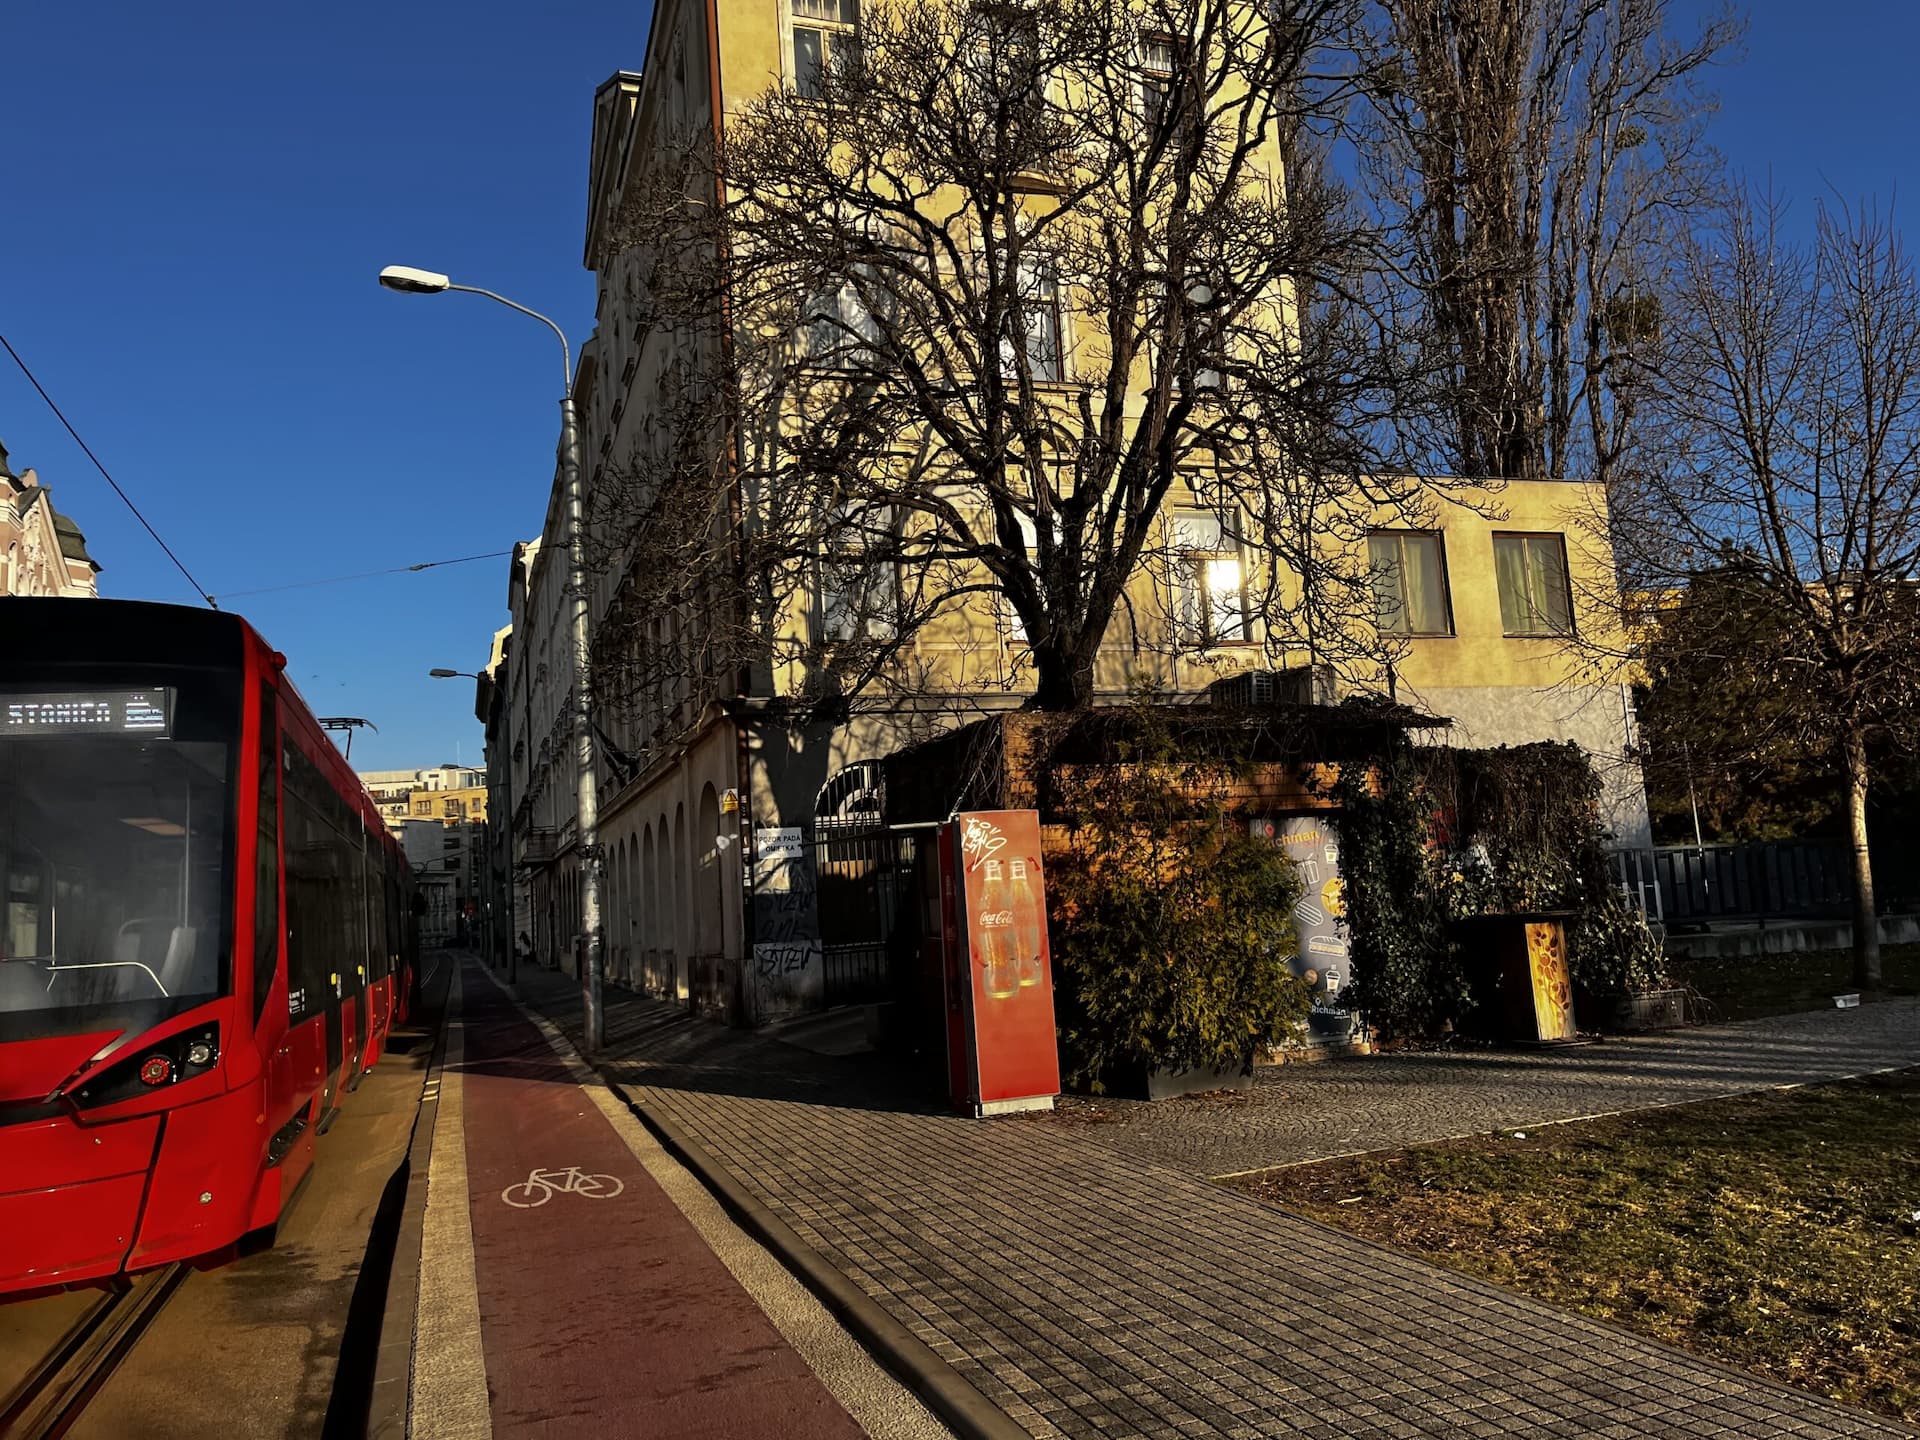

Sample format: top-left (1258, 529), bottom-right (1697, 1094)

top-left (432, 667), bottom-right (517, 986)
top-left (389, 265), bottom-right (605, 1053)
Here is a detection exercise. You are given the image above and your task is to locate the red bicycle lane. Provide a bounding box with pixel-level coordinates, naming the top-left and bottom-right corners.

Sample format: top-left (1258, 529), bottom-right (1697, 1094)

top-left (455, 961), bottom-right (871, 1439)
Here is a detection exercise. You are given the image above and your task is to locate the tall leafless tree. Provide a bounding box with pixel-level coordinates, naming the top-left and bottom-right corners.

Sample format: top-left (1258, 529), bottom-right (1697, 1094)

top-left (592, 0), bottom-right (1472, 736)
top-left (1615, 191), bottom-right (1920, 988)
top-left (1355, 0), bottom-right (1740, 484)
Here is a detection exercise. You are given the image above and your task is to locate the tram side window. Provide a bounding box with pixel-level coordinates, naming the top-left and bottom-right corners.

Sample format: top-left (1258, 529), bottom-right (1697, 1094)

top-left (383, 871), bottom-right (400, 974)
top-left (363, 844), bottom-right (386, 982)
top-left (282, 738), bottom-right (359, 1019)
top-left (254, 689), bottom-right (280, 1020)
top-left (346, 825), bottom-right (367, 994)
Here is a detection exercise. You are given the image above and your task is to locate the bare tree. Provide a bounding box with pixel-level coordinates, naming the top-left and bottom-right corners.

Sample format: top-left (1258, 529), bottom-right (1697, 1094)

top-left (1355, 0), bottom-right (1739, 484)
top-left (592, 0), bottom-right (1468, 735)
top-left (1615, 190), bottom-right (1920, 988)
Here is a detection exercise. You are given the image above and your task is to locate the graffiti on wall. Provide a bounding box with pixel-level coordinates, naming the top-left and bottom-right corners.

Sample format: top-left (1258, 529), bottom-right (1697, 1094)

top-left (751, 825), bottom-right (823, 1015)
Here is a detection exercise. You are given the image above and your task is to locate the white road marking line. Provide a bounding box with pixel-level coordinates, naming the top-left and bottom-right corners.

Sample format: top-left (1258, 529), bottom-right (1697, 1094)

top-left (410, 968), bottom-right (493, 1440)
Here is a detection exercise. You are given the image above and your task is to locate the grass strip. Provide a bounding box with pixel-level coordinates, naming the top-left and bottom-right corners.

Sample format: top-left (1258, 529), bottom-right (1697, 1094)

top-left (1223, 1069), bottom-right (1920, 1422)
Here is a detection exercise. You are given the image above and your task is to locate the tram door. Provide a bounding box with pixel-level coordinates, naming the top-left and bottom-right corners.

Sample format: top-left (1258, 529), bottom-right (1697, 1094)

top-left (282, 732), bottom-right (350, 1111)
top-left (353, 833), bottom-right (378, 1075)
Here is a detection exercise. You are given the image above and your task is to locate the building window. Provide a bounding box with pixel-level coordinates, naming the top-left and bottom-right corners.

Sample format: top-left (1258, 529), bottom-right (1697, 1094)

top-left (804, 267), bottom-right (884, 364)
top-left (444, 798), bottom-right (465, 819)
top-left (999, 257), bottom-right (1064, 383)
top-left (1140, 35), bottom-right (1183, 128)
top-left (792, 0), bottom-right (858, 99)
top-left (1172, 511), bottom-right (1248, 646)
top-left (817, 505), bottom-right (897, 644)
top-left (1493, 532), bottom-right (1573, 636)
top-left (414, 799), bottom-right (432, 816)
top-left (1368, 531), bottom-right (1453, 637)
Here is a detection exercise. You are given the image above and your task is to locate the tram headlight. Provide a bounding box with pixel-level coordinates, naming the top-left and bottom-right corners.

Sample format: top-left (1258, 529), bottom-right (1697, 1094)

top-left (68, 1023), bottom-right (222, 1110)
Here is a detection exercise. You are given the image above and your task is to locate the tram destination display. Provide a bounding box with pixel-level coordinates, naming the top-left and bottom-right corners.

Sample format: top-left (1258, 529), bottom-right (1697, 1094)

top-left (2, 688), bottom-right (174, 737)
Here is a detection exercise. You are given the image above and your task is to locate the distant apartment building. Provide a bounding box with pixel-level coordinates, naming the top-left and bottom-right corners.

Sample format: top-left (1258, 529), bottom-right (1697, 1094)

top-left (1, 440), bottom-right (100, 598)
top-left (357, 765), bottom-right (489, 835)
top-left (360, 765), bottom-right (490, 946)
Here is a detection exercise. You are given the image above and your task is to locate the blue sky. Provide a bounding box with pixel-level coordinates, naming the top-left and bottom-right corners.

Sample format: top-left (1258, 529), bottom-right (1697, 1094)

top-left (0, 1), bottom-right (1912, 770)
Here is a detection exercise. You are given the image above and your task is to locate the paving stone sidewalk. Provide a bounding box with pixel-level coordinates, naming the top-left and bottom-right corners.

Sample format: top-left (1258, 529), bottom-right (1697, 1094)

top-left (511, 965), bottom-right (1917, 1440)
top-left (1039, 998), bottom-right (1920, 1178)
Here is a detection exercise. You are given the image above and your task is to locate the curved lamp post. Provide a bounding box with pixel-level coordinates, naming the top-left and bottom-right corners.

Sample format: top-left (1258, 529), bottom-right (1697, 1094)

top-left (388, 266), bottom-right (603, 1051)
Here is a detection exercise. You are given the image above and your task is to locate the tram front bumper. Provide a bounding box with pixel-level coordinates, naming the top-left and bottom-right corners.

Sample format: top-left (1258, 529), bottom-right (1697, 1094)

top-left (0, 1111), bottom-right (161, 1295)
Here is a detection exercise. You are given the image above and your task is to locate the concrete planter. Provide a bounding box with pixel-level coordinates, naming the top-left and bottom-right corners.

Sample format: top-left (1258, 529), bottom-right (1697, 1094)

top-left (1102, 1057), bottom-right (1255, 1101)
top-left (1579, 987), bottom-right (1689, 1034)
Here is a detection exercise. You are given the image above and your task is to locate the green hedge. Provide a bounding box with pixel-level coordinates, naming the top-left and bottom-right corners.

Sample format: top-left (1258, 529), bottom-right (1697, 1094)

top-left (1044, 707), bottom-right (1311, 1091)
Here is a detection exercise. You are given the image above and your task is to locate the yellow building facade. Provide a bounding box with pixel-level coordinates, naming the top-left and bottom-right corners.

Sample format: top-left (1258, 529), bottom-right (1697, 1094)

top-left (519, 0), bottom-right (1645, 1019)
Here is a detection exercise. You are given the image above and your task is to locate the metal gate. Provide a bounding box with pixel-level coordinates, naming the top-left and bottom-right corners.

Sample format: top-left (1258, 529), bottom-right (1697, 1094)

top-left (810, 826), bottom-right (920, 1007)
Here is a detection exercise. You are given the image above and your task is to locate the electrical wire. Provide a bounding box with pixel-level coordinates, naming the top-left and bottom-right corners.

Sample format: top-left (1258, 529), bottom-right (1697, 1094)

top-left (212, 550), bottom-right (512, 602)
top-left (0, 329), bottom-right (218, 608)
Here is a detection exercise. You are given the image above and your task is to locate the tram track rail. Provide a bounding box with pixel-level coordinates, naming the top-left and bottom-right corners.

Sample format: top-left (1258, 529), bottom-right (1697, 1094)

top-left (0, 1264), bottom-right (187, 1440)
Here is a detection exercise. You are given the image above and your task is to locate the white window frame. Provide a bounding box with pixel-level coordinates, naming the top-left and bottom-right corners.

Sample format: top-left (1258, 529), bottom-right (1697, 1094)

top-left (787, 0), bottom-right (859, 100)
top-left (817, 503), bottom-right (897, 644)
top-left (993, 252), bottom-right (1066, 383)
top-left (1171, 510), bottom-right (1250, 648)
top-left (1139, 33), bottom-right (1182, 129)
top-left (802, 264), bottom-right (885, 366)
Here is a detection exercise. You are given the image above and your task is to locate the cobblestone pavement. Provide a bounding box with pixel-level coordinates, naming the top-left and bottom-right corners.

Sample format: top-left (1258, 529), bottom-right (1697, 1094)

top-left (510, 966), bottom-right (1916, 1440)
top-left (1039, 999), bottom-right (1920, 1178)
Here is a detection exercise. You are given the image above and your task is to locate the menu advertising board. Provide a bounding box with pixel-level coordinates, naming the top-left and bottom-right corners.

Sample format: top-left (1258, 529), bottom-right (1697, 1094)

top-left (947, 809), bottom-right (1061, 1115)
top-left (1525, 921), bottom-right (1577, 1043)
top-left (1253, 815), bottom-right (1357, 1039)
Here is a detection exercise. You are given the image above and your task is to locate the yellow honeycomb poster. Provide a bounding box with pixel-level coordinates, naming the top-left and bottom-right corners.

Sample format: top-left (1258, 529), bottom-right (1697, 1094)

top-left (1524, 921), bottom-right (1576, 1042)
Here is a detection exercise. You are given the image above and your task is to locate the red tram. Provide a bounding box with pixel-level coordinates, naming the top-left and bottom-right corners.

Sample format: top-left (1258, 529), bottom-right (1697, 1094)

top-left (0, 598), bottom-right (420, 1297)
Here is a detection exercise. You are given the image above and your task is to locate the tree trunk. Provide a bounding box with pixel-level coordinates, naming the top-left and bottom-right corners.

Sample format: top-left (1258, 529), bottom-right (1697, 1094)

top-left (1843, 728), bottom-right (1881, 991)
top-left (1030, 645), bottom-right (1096, 711)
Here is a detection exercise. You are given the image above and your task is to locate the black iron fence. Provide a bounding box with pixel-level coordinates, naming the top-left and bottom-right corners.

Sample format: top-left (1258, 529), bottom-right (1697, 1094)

top-left (1610, 839), bottom-right (1920, 926)
top-left (810, 825), bottom-right (921, 1006)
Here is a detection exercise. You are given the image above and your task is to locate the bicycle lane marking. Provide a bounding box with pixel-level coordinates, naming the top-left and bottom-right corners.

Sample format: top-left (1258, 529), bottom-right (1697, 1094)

top-left (456, 958), bottom-right (870, 1439)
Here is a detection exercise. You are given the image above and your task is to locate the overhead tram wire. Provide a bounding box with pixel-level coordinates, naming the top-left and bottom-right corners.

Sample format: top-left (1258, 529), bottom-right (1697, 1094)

top-left (0, 329), bottom-right (217, 609)
top-left (211, 550), bottom-right (512, 603)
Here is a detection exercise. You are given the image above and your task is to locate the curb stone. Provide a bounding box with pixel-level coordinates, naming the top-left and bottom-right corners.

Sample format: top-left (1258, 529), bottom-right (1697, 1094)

top-left (365, 957), bottom-right (459, 1440)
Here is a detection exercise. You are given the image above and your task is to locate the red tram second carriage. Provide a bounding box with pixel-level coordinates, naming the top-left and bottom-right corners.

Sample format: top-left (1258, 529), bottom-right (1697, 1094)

top-left (0, 598), bottom-right (419, 1297)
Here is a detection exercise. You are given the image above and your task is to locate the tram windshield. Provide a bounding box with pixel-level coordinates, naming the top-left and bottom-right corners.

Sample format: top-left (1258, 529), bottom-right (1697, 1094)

top-left (0, 685), bottom-right (235, 1042)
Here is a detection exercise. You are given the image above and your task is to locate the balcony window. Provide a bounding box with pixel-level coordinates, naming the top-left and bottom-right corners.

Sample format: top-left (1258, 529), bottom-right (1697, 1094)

top-left (1368, 530), bottom-right (1453, 637)
top-left (1173, 511), bottom-right (1248, 646)
top-left (793, 0), bottom-right (858, 99)
top-left (1494, 532), bottom-right (1574, 636)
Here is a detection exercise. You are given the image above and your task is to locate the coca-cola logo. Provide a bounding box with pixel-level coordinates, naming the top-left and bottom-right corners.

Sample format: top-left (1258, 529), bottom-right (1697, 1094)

top-left (978, 909), bottom-right (1013, 927)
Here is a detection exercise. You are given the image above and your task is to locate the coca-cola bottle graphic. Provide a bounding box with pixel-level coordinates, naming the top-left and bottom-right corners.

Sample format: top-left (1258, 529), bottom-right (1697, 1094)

top-left (979, 859), bottom-right (1018, 999)
top-left (1009, 857), bottom-right (1043, 988)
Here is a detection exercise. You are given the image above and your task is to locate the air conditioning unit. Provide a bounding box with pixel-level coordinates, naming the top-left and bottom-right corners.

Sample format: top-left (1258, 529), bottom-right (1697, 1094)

top-left (1204, 666), bottom-right (1339, 709)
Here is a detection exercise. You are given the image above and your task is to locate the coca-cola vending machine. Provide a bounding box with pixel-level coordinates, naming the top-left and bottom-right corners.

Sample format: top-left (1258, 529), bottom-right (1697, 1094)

top-left (938, 809), bottom-right (1061, 1116)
